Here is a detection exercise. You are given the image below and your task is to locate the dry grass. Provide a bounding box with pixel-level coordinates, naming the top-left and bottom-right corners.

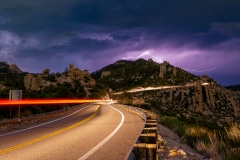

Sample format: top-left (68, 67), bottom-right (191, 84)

top-left (195, 131), bottom-right (223, 160)
top-left (185, 125), bottom-right (208, 139)
top-left (225, 123), bottom-right (240, 147)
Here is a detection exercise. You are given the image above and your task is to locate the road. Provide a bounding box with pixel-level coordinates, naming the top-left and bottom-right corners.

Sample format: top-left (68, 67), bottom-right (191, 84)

top-left (0, 103), bottom-right (144, 160)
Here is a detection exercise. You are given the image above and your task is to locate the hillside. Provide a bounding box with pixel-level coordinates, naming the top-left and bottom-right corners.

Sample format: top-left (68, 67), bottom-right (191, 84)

top-left (91, 58), bottom-right (199, 92)
top-left (92, 59), bottom-right (240, 129)
top-left (225, 84), bottom-right (240, 91)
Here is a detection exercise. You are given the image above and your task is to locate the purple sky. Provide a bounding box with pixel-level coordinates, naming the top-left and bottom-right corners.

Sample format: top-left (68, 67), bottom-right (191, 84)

top-left (0, 0), bottom-right (240, 86)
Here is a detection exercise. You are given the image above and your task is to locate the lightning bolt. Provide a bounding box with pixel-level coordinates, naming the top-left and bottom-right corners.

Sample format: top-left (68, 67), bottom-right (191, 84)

top-left (121, 51), bottom-right (216, 73)
top-left (122, 51), bottom-right (164, 63)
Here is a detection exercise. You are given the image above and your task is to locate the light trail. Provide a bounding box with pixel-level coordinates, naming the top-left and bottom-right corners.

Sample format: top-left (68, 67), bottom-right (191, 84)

top-left (113, 83), bottom-right (210, 95)
top-left (0, 99), bottom-right (110, 106)
top-left (182, 66), bottom-right (216, 73)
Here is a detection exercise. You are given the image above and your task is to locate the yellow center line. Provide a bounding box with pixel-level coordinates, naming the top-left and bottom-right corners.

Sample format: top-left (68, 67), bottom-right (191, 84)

top-left (0, 105), bottom-right (100, 155)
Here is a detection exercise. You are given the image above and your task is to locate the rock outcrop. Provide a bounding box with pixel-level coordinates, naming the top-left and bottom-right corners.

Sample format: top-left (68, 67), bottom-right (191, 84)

top-left (9, 64), bottom-right (22, 73)
top-left (101, 71), bottom-right (110, 78)
top-left (24, 64), bottom-right (96, 90)
top-left (173, 67), bottom-right (177, 77)
top-left (121, 79), bottom-right (240, 127)
top-left (159, 61), bottom-right (168, 78)
top-left (24, 74), bottom-right (35, 90)
top-left (42, 69), bottom-right (50, 75)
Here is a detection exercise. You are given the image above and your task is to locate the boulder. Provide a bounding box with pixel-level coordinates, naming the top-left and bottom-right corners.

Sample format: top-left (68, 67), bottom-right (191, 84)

top-left (30, 75), bottom-right (42, 90)
top-left (24, 74), bottom-right (35, 90)
top-left (42, 69), bottom-right (50, 75)
top-left (101, 71), bottom-right (110, 78)
top-left (148, 58), bottom-right (153, 62)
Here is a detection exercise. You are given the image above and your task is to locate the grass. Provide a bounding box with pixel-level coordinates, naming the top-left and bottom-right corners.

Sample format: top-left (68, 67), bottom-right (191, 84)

top-left (159, 115), bottom-right (240, 160)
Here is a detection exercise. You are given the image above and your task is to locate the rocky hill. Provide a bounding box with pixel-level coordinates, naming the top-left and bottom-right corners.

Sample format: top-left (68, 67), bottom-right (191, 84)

top-left (24, 64), bottom-right (96, 91)
top-left (0, 61), bottom-right (22, 74)
top-left (0, 62), bottom-right (98, 99)
top-left (92, 59), bottom-right (240, 129)
top-left (91, 59), bottom-right (199, 91)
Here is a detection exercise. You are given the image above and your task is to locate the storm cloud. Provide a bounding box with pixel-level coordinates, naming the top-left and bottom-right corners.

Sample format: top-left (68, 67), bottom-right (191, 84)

top-left (0, 0), bottom-right (240, 85)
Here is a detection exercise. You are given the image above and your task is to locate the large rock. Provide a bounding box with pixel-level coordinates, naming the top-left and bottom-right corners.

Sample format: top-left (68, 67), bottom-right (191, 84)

top-left (24, 74), bottom-right (35, 90)
top-left (159, 61), bottom-right (168, 78)
top-left (24, 74), bottom-right (43, 90)
top-left (194, 81), bottom-right (203, 103)
top-left (42, 69), bottom-right (50, 75)
top-left (173, 67), bottom-right (177, 77)
top-left (30, 75), bottom-right (42, 90)
top-left (83, 70), bottom-right (90, 76)
top-left (9, 64), bottom-right (22, 73)
top-left (101, 71), bottom-right (110, 78)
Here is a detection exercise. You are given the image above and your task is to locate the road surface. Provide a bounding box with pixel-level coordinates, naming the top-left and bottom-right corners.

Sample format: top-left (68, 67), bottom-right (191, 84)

top-left (0, 104), bottom-right (144, 160)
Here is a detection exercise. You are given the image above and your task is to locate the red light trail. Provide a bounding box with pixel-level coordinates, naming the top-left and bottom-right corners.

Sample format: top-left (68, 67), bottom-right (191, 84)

top-left (0, 98), bottom-right (105, 106)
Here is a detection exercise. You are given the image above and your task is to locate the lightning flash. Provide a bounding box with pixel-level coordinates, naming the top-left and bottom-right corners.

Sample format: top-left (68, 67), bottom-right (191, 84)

top-left (122, 51), bottom-right (216, 73)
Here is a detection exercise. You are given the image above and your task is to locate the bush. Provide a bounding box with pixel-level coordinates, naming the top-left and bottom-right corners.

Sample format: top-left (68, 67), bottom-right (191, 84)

top-left (160, 116), bottom-right (186, 137)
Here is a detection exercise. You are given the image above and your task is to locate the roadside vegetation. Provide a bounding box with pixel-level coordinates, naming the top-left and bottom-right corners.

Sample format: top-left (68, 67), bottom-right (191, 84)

top-left (159, 115), bottom-right (240, 159)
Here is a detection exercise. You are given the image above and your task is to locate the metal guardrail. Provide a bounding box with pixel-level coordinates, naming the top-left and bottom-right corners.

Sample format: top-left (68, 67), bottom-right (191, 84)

top-left (0, 103), bottom-right (90, 130)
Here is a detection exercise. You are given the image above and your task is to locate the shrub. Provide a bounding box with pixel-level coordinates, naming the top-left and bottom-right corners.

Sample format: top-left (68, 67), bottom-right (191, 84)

top-left (160, 116), bottom-right (186, 137)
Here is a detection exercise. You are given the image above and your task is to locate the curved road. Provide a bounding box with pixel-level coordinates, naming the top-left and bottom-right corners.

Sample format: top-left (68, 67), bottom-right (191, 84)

top-left (0, 104), bottom-right (144, 160)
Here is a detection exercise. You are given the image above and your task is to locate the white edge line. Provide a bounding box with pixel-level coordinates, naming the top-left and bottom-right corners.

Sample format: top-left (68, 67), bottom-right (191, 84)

top-left (78, 104), bottom-right (125, 160)
top-left (0, 104), bottom-right (92, 137)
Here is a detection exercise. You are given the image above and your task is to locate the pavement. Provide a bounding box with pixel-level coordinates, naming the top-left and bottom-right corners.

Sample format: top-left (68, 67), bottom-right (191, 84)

top-left (0, 104), bottom-right (144, 160)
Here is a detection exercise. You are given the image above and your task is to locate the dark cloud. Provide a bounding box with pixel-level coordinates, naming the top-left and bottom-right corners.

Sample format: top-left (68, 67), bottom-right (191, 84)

top-left (0, 0), bottom-right (240, 85)
top-left (208, 22), bottom-right (240, 37)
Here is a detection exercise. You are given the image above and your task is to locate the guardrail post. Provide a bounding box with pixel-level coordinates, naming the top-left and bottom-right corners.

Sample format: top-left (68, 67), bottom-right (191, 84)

top-left (134, 143), bottom-right (146, 160)
top-left (146, 144), bottom-right (157, 160)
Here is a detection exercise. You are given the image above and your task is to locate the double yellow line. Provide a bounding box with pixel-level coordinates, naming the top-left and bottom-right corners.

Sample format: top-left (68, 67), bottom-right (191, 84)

top-left (0, 105), bottom-right (100, 155)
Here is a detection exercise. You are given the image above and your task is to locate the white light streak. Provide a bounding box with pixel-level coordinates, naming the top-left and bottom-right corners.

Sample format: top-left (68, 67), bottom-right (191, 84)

top-left (182, 66), bottom-right (216, 73)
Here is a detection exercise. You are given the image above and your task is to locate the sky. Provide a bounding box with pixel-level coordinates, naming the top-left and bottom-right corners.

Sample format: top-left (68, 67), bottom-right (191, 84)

top-left (0, 0), bottom-right (240, 86)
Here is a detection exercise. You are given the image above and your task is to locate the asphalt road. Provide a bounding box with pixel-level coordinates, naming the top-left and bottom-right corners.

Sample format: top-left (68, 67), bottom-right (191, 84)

top-left (0, 103), bottom-right (144, 160)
